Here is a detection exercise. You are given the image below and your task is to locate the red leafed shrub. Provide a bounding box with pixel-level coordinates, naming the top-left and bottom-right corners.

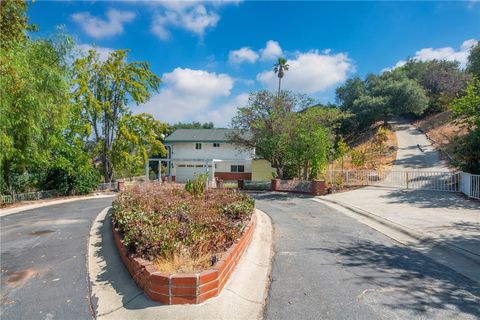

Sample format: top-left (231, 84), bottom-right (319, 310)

top-left (111, 182), bottom-right (254, 261)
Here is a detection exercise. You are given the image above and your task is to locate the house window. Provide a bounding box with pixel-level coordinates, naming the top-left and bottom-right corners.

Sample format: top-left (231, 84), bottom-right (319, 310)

top-left (213, 143), bottom-right (220, 147)
top-left (195, 143), bottom-right (202, 150)
top-left (231, 165), bottom-right (245, 173)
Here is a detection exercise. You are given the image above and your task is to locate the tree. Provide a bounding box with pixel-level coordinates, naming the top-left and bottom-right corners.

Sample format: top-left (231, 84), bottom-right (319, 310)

top-left (292, 108), bottom-right (334, 179)
top-left (466, 42), bottom-right (480, 78)
top-left (230, 91), bottom-right (310, 179)
top-left (451, 79), bottom-right (480, 173)
top-left (361, 72), bottom-right (428, 127)
top-left (399, 60), bottom-right (470, 114)
top-left (273, 57), bottom-right (289, 96)
top-left (170, 121), bottom-right (214, 131)
top-left (0, 1), bottom-right (74, 192)
top-left (335, 137), bottom-right (349, 171)
top-left (230, 91), bottom-right (337, 180)
top-left (112, 113), bottom-right (168, 178)
top-left (336, 77), bottom-right (366, 112)
top-left (73, 49), bottom-right (161, 182)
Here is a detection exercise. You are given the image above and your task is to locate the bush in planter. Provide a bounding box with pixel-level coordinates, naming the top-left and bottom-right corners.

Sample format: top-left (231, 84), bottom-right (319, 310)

top-left (112, 183), bottom-right (254, 262)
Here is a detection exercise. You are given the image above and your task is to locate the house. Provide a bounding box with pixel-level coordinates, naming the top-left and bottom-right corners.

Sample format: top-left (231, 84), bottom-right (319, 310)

top-left (162, 129), bottom-right (259, 183)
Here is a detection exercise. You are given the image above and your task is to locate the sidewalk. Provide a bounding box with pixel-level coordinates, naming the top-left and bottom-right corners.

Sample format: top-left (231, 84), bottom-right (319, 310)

top-left (317, 186), bottom-right (480, 283)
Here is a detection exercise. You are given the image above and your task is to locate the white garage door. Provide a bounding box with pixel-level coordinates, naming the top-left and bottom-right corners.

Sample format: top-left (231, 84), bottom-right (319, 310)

top-left (176, 165), bottom-right (213, 183)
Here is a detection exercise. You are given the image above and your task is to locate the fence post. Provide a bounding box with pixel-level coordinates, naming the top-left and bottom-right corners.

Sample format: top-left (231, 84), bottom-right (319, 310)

top-left (406, 172), bottom-right (409, 189)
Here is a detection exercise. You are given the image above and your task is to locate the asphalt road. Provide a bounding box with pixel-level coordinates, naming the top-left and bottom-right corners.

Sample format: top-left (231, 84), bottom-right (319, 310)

top-left (254, 192), bottom-right (480, 320)
top-left (1, 197), bottom-right (114, 320)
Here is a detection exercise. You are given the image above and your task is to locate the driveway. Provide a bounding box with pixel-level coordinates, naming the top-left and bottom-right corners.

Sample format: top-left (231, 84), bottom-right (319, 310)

top-left (391, 119), bottom-right (450, 171)
top-left (1, 197), bottom-right (114, 320)
top-left (254, 192), bottom-right (480, 320)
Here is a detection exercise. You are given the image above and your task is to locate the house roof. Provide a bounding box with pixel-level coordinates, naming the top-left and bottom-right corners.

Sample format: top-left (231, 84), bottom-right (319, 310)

top-left (164, 129), bottom-right (250, 143)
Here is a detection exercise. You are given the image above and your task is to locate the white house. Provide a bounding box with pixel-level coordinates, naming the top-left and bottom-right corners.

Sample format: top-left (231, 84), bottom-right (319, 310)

top-left (162, 129), bottom-right (255, 183)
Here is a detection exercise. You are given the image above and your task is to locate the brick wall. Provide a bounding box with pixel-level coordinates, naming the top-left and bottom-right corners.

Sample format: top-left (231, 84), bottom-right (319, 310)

top-left (112, 213), bottom-right (257, 305)
top-left (214, 172), bottom-right (252, 180)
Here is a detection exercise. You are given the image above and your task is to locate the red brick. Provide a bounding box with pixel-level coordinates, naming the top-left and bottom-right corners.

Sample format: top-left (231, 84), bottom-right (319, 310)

top-left (171, 274), bottom-right (197, 287)
top-left (199, 270), bottom-right (218, 285)
top-left (199, 279), bottom-right (218, 294)
top-left (171, 296), bottom-right (197, 305)
top-left (150, 272), bottom-right (170, 286)
top-left (148, 283), bottom-right (169, 295)
top-left (147, 291), bottom-right (170, 305)
top-left (198, 288), bottom-right (218, 303)
top-left (171, 286), bottom-right (197, 296)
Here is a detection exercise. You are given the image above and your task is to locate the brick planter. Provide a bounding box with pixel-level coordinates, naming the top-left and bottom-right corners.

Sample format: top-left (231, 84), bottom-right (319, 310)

top-left (112, 213), bottom-right (257, 305)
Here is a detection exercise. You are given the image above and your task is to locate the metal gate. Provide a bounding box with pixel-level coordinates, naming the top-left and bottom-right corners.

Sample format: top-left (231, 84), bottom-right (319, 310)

top-left (326, 170), bottom-right (461, 192)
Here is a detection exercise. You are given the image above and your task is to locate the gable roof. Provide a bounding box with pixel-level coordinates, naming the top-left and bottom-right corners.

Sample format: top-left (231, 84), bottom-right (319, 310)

top-left (165, 129), bottom-right (249, 143)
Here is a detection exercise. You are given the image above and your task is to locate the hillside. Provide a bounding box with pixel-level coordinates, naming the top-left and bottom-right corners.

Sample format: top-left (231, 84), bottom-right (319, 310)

top-left (330, 122), bottom-right (398, 171)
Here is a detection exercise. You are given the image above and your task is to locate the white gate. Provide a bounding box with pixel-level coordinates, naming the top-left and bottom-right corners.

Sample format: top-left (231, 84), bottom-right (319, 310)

top-left (326, 170), bottom-right (461, 192)
top-left (460, 172), bottom-right (480, 200)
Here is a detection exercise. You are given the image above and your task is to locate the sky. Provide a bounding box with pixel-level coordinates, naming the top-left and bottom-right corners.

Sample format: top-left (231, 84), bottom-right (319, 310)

top-left (29, 1), bottom-right (480, 127)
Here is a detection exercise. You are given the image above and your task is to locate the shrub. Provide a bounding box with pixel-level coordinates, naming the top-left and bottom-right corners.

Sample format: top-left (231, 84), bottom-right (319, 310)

top-left (185, 173), bottom-right (208, 196)
top-left (111, 183), bottom-right (255, 262)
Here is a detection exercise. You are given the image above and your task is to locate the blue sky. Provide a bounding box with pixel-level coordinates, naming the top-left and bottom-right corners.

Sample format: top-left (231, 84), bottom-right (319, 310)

top-left (29, 1), bottom-right (480, 126)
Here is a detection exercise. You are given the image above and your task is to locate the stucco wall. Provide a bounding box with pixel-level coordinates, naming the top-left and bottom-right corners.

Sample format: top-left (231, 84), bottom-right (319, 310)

top-left (169, 142), bottom-right (253, 160)
top-left (251, 159), bottom-right (276, 181)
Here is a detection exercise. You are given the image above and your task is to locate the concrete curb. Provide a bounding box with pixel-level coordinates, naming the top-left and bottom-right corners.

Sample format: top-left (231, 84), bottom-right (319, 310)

top-left (0, 194), bottom-right (117, 217)
top-left (88, 207), bottom-right (274, 320)
top-left (314, 197), bottom-right (480, 283)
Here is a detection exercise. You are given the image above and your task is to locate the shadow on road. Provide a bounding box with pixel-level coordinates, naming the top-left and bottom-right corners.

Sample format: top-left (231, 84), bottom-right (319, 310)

top-left (321, 240), bottom-right (480, 317)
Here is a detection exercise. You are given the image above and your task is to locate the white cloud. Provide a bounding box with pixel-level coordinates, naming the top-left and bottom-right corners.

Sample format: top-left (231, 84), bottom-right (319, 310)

top-left (76, 44), bottom-right (114, 61)
top-left (228, 47), bottom-right (259, 64)
top-left (71, 9), bottom-right (135, 38)
top-left (136, 68), bottom-right (241, 126)
top-left (260, 40), bottom-right (283, 61)
top-left (151, 2), bottom-right (225, 40)
top-left (229, 40), bottom-right (282, 64)
top-left (256, 50), bottom-right (354, 94)
top-left (385, 38), bottom-right (478, 71)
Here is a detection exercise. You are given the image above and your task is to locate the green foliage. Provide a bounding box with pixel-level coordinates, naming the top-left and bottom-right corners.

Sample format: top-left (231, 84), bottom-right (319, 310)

top-left (112, 184), bottom-right (254, 260)
top-left (399, 60), bottom-right (470, 114)
top-left (451, 79), bottom-right (480, 173)
top-left (350, 149), bottom-right (367, 168)
top-left (113, 113), bottom-right (168, 178)
top-left (170, 122), bottom-right (214, 131)
top-left (451, 78), bottom-right (480, 128)
top-left (230, 91), bottom-right (337, 180)
top-left (185, 173), bottom-right (209, 196)
top-left (453, 131), bottom-right (480, 174)
top-left (0, 2), bottom-right (77, 193)
top-left (73, 49), bottom-right (162, 182)
top-left (466, 43), bottom-right (480, 78)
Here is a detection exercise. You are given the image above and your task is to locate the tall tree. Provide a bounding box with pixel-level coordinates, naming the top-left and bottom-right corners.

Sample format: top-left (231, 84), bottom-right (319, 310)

top-left (73, 49), bottom-right (161, 182)
top-left (367, 72), bottom-right (429, 126)
top-left (0, 1), bottom-right (74, 192)
top-left (273, 57), bottom-right (289, 96)
top-left (112, 113), bottom-right (168, 178)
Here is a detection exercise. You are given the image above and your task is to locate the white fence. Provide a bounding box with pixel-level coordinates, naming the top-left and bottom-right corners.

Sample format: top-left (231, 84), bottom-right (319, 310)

top-left (460, 172), bottom-right (480, 200)
top-left (326, 170), bottom-right (480, 199)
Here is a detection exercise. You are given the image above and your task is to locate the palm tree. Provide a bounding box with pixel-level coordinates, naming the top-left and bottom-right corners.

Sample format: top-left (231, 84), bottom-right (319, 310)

top-left (273, 57), bottom-right (289, 96)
